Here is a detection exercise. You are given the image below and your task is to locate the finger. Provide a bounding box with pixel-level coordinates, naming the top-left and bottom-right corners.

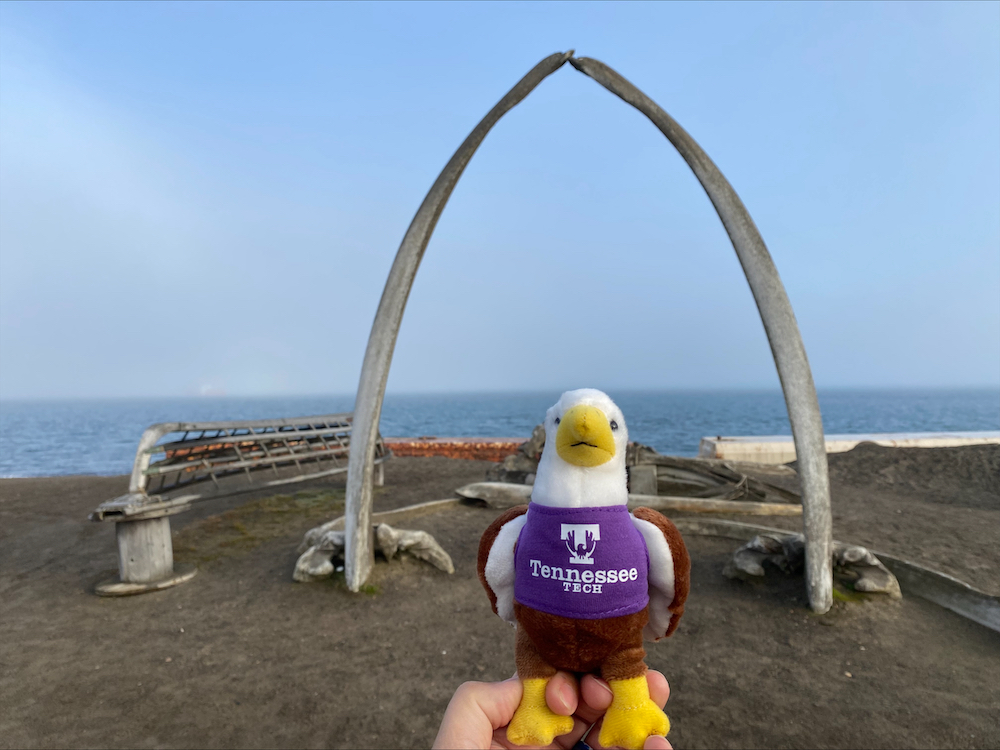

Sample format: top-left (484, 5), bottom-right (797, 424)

top-left (433, 678), bottom-right (523, 749)
top-left (474, 676), bottom-right (526, 728)
top-left (576, 674), bottom-right (613, 725)
top-left (499, 673), bottom-right (590, 750)
top-left (474, 675), bottom-right (521, 729)
top-left (546, 672), bottom-right (579, 716)
top-left (644, 735), bottom-right (672, 750)
top-left (646, 670), bottom-right (670, 709)
top-left (580, 671), bottom-right (670, 712)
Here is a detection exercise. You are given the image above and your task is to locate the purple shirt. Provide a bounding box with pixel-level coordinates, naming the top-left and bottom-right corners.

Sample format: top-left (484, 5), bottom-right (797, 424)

top-left (514, 503), bottom-right (649, 620)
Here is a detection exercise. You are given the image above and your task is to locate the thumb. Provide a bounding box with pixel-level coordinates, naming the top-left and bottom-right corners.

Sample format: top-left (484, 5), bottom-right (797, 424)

top-left (433, 678), bottom-right (523, 749)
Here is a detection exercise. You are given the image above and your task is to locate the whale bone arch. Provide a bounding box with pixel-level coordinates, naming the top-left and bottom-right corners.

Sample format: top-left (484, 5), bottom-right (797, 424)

top-left (338, 51), bottom-right (833, 614)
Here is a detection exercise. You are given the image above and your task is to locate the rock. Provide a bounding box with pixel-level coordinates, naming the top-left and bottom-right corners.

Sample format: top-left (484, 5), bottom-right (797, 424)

top-left (520, 423), bottom-right (547, 461)
top-left (486, 424), bottom-right (546, 483)
top-left (486, 451), bottom-right (540, 484)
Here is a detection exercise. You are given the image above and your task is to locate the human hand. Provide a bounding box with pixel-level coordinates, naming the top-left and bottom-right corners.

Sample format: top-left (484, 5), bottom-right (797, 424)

top-left (432, 671), bottom-right (671, 750)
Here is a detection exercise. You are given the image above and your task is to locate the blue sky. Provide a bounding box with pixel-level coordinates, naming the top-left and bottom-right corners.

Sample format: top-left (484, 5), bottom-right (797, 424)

top-left (0, 1), bottom-right (997, 399)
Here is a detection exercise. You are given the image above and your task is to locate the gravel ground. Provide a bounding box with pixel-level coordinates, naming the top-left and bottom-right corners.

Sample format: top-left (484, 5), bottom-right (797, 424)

top-left (1, 447), bottom-right (997, 749)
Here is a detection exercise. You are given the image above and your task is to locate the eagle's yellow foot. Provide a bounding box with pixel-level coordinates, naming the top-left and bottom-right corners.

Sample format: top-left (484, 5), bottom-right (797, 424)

top-left (506, 677), bottom-right (574, 746)
top-left (598, 675), bottom-right (670, 750)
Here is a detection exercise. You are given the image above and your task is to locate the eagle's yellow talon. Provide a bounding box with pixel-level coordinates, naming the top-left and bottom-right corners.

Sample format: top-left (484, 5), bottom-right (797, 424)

top-left (598, 675), bottom-right (670, 750)
top-left (506, 678), bottom-right (574, 746)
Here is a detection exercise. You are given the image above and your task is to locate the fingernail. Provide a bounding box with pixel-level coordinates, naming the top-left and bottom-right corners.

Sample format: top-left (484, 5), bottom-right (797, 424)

top-left (644, 736), bottom-right (671, 750)
top-left (595, 679), bottom-right (613, 697)
top-left (557, 681), bottom-right (575, 709)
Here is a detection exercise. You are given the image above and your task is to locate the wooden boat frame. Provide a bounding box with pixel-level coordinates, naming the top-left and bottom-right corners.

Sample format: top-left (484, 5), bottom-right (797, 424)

top-left (91, 413), bottom-right (387, 596)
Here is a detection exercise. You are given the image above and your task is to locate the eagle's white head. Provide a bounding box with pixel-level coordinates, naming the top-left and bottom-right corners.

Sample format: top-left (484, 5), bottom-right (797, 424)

top-left (530, 388), bottom-right (629, 509)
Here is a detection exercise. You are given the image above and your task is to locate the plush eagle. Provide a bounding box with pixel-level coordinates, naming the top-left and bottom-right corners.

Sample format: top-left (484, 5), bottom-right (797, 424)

top-left (477, 389), bottom-right (690, 749)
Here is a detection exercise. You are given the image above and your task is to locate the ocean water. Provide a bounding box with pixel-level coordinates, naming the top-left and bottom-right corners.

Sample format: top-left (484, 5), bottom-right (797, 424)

top-left (0, 389), bottom-right (996, 478)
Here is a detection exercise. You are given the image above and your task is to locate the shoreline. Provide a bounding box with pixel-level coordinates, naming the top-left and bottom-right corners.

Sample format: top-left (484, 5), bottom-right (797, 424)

top-left (6, 428), bottom-right (1000, 478)
top-left (4, 390), bottom-right (997, 477)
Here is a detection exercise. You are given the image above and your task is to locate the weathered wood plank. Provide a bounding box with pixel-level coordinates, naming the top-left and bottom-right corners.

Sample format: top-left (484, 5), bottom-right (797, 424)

top-left (627, 494), bottom-right (803, 516)
top-left (116, 517), bottom-right (173, 583)
top-left (454, 482), bottom-right (802, 515)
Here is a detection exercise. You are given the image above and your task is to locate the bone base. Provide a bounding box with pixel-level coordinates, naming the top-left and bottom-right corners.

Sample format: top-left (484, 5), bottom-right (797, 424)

top-left (95, 563), bottom-right (197, 597)
top-left (724, 532), bottom-right (901, 599)
top-left (294, 523), bottom-right (454, 583)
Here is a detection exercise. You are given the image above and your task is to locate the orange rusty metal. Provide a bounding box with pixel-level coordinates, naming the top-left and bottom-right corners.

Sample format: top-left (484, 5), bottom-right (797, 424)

top-left (384, 437), bottom-right (526, 462)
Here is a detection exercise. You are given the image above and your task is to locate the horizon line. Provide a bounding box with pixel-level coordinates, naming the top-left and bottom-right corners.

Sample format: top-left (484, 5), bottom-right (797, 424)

top-left (1, 384), bottom-right (998, 404)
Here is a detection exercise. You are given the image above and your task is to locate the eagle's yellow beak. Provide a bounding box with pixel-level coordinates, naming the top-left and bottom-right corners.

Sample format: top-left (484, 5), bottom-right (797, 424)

top-left (556, 404), bottom-right (616, 467)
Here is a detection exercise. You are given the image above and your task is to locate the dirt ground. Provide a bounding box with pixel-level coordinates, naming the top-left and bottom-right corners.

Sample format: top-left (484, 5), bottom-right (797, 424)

top-left (1, 447), bottom-right (998, 749)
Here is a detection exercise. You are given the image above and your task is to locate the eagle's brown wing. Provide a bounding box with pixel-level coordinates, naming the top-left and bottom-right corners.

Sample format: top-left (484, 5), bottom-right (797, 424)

top-left (477, 504), bottom-right (529, 619)
top-left (632, 506), bottom-right (691, 640)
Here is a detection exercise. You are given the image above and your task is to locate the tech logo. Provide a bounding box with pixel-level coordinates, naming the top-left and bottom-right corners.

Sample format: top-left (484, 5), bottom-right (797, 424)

top-left (560, 523), bottom-right (600, 565)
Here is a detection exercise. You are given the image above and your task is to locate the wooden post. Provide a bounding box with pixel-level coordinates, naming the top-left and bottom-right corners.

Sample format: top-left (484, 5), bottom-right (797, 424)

top-left (116, 517), bottom-right (174, 583)
top-left (628, 465), bottom-right (658, 496)
top-left (95, 513), bottom-right (197, 596)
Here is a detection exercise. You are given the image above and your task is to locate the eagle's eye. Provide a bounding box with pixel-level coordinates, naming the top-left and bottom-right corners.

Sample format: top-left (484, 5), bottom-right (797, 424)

top-left (610, 420), bottom-right (619, 431)
top-left (554, 417), bottom-right (560, 425)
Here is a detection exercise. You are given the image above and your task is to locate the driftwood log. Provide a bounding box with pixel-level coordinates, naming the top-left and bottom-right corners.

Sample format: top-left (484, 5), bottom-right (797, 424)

top-left (488, 433), bottom-right (802, 504)
top-left (455, 482), bottom-right (803, 516)
top-left (629, 449), bottom-right (801, 503)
